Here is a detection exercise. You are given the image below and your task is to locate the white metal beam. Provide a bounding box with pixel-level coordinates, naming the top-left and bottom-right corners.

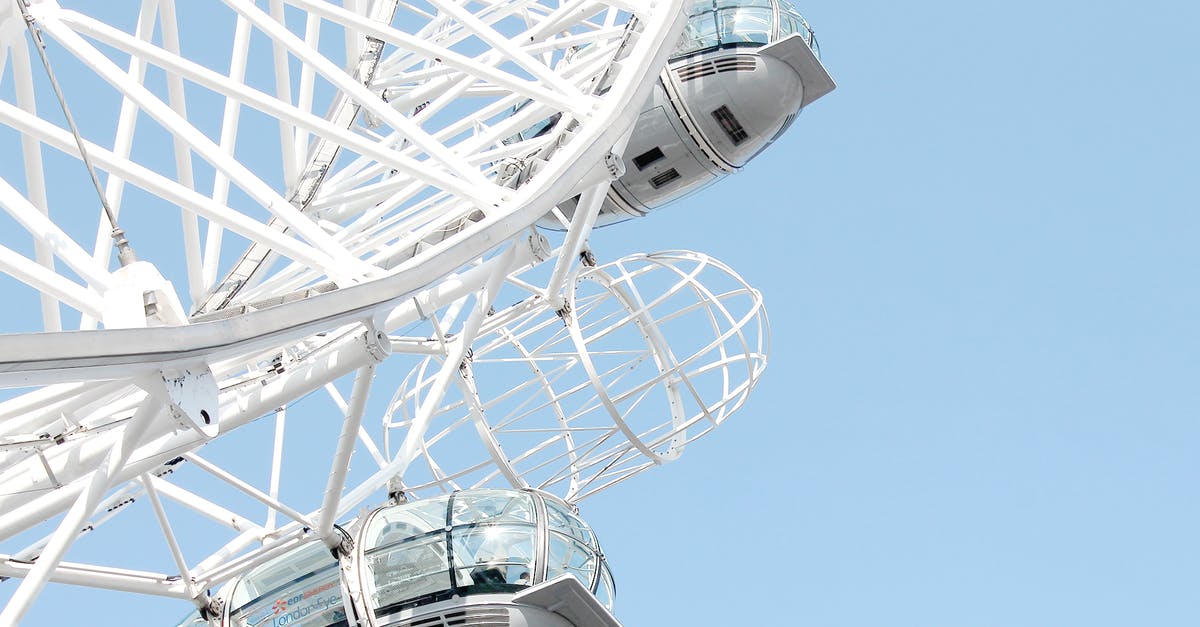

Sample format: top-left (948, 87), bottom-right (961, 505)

top-left (267, 0), bottom-right (300, 186)
top-left (0, 243), bottom-right (105, 320)
top-left (30, 7), bottom-right (370, 286)
top-left (423, 0), bottom-right (591, 103)
top-left (265, 406), bottom-right (286, 531)
top-left (0, 175), bottom-right (114, 293)
top-left (202, 13), bottom-right (252, 292)
top-left (84, 0), bottom-right (158, 327)
top-left (221, 0), bottom-right (497, 194)
top-left (287, 0), bottom-right (586, 116)
top-left (0, 398), bottom-right (156, 626)
top-left (0, 100), bottom-right (349, 283)
top-left (57, 10), bottom-right (500, 215)
top-left (140, 472), bottom-right (200, 601)
top-left (183, 453), bottom-right (315, 530)
top-left (147, 475), bottom-right (262, 535)
top-left (336, 244), bottom-right (516, 519)
top-left (9, 29), bottom-right (61, 332)
top-left (0, 558), bottom-right (190, 599)
top-left (316, 363), bottom-right (376, 543)
top-left (545, 181), bottom-right (610, 309)
top-left (156, 0), bottom-right (205, 306)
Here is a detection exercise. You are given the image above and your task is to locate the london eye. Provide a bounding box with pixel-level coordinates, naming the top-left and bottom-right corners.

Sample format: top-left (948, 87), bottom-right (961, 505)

top-left (0, 1), bottom-right (832, 624)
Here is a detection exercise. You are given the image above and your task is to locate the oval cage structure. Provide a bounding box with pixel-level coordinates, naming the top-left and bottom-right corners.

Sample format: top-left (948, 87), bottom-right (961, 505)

top-left (385, 251), bottom-right (770, 502)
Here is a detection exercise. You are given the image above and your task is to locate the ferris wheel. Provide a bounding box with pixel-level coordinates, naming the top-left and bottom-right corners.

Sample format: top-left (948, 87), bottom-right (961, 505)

top-left (0, 0), bottom-right (831, 625)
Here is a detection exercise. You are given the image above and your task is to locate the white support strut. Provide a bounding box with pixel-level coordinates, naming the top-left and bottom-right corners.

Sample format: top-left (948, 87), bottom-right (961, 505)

top-left (0, 0), bottom-right (704, 617)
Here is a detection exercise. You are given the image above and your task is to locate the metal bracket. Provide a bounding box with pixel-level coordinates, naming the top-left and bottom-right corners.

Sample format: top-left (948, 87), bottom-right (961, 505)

top-left (34, 449), bottom-right (62, 488)
top-left (329, 524), bottom-right (355, 558)
top-left (199, 597), bottom-right (224, 625)
top-left (555, 302), bottom-right (573, 325)
top-left (362, 320), bottom-right (392, 364)
top-left (527, 230), bottom-right (551, 263)
top-left (158, 366), bottom-right (220, 439)
top-left (603, 150), bottom-right (626, 179)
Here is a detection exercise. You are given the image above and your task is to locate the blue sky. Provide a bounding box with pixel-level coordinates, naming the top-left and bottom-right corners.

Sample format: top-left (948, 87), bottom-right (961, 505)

top-left (4, 0), bottom-right (1200, 625)
top-left (585, 1), bottom-right (1200, 625)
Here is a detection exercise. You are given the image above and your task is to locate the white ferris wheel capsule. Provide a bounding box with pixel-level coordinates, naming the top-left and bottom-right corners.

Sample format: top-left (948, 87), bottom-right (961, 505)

top-left (0, 0), bottom-right (832, 625)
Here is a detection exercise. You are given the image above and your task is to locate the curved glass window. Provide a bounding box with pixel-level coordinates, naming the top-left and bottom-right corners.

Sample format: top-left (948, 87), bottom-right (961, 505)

top-left (212, 490), bottom-right (614, 626)
top-left (451, 525), bottom-right (536, 590)
top-left (673, 0), bottom-right (820, 59)
top-left (677, 10), bottom-right (720, 54)
top-left (718, 7), bottom-right (773, 45)
top-left (594, 563), bottom-right (616, 612)
top-left (544, 499), bottom-right (596, 548)
top-left (366, 530), bottom-right (453, 612)
top-left (546, 532), bottom-right (596, 587)
top-left (363, 495), bottom-right (452, 612)
top-left (228, 542), bottom-right (348, 627)
top-left (360, 489), bottom-right (613, 617)
top-left (366, 497), bottom-right (447, 544)
top-left (451, 490), bottom-right (535, 525)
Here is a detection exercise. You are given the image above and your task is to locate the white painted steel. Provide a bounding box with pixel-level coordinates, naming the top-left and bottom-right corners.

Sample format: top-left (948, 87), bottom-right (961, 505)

top-left (384, 251), bottom-right (769, 502)
top-left (315, 363), bottom-right (377, 543)
top-left (0, 397), bottom-right (156, 626)
top-left (140, 473), bottom-right (203, 602)
top-left (0, 0), bottom-right (781, 620)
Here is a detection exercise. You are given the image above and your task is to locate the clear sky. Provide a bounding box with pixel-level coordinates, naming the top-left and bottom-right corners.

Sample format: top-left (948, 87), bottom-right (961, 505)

top-left (4, 1), bottom-right (1200, 626)
top-left (586, 1), bottom-right (1200, 625)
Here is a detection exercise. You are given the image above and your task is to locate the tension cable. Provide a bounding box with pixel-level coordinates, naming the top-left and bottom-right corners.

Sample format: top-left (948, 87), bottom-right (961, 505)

top-left (16, 0), bottom-right (139, 267)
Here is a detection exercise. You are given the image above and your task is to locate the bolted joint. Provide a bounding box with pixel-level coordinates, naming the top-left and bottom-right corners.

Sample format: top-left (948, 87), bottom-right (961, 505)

top-left (527, 230), bottom-right (551, 262)
top-left (159, 366), bottom-right (220, 439)
top-left (199, 597), bottom-right (224, 623)
top-left (112, 227), bottom-right (138, 267)
top-left (459, 348), bottom-right (475, 376)
top-left (555, 303), bottom-right (573, 324)
top-left (603, 151), bottom-right (626, 179)
top-left (387, 477), bottom-right (408, 505)
top-left (329, 525), bottom-right (355, 559)
top-left (362, 319), bottom-right (392, 364)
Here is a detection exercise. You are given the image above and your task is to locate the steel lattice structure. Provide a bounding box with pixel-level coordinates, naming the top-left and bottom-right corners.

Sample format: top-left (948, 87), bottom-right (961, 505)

top-left (0, 0), bottom-right (774, 623)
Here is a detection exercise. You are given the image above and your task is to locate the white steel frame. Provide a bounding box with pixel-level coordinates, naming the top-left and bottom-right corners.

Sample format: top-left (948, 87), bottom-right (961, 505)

top-left (0, 1), bottom-right (775, 624)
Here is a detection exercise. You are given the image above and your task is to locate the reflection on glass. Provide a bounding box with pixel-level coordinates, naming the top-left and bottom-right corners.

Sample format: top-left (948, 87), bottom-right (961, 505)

top-left (672, 0), bottom-right (820, 59)
top-left (544, 499), bottom-right (596, 548)
top-left (546, 533), bottom-right (597, 588)
top-left (451, 490), bottom-right (535, 526)
top-left (676, 13), bottom-right (719, 57)
top-left (228, 543), bottom-right (347, 627)
top-left (366, 532), bottom-right (452, 612)
top-left (365, 496), bottom-right (447, 550)
top-left (451, 525), bottom-right (537, 591)
top-left (718, 7), bottom-right (773, 45)
top-left (360, 490), bottom-right (614, 616)
top-left (595, 563), bottom-right (616, 612)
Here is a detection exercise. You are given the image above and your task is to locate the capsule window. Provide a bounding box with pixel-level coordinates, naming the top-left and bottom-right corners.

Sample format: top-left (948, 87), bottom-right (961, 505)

top-left (227, 542), bottom-right (349, 627)
top-left (632, 147), bottom-right (666, 171)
